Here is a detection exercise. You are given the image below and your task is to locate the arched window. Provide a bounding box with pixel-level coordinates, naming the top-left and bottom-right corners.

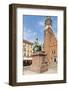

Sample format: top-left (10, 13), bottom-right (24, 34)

top-left (54, 58), bottom-right (56, 62)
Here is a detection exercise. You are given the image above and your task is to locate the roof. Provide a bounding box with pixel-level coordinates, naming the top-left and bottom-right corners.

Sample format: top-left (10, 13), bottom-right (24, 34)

top-left (23, 40), bottom-right (33, 45)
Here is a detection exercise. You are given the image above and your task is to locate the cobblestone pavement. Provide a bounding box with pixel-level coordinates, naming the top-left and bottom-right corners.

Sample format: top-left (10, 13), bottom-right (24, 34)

top-left (23, 63), bottom-right (57, 75)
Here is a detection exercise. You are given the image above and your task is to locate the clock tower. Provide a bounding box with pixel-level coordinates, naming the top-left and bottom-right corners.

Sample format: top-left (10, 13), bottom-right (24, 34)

top-left (44, 16), bottom-right (57, 64)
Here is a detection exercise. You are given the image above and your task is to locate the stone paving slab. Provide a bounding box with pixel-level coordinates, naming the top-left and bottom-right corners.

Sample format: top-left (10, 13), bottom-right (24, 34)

top-left (23, 63), bottom-right (57, 75)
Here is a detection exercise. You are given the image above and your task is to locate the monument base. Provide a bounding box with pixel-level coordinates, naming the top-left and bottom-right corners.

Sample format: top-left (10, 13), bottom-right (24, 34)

top-left (30, 51), bottom-right (48, 73)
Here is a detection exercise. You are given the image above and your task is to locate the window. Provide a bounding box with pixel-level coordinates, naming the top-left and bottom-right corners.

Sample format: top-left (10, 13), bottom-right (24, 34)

top-left (54, 51), bottom-right (55, 54)
top-left (52, 50), bottom-right (55, 54)
top-left (23, 44), bottom-right (26, 51)
top-left (27, 53), bottom-right (29, 57)
top-left (51, 57), bottom-right (52, 60)
top-left (24, 52), bottom-right (26, 57)
top-left (24, 48), bottom-right (26, 51)
top-left (54, 58), bottom-right (56, 62)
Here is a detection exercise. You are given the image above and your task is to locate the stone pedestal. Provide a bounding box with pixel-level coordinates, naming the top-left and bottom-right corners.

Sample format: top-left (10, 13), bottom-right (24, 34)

top-left (31, 51), bottom-right (48, 73)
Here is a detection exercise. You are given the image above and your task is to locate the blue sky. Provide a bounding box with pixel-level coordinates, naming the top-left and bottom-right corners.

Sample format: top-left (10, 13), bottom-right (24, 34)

top-left (23, 15), bottom-right (57, 44)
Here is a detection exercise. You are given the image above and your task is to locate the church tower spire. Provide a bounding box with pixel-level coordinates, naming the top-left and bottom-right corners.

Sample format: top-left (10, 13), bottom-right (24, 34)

top-left (44, 16), bottom-right (52, 30)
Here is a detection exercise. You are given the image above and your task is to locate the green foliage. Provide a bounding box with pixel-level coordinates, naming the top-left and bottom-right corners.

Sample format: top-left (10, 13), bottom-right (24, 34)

top-left (33, 38), bottom-right (42, 52)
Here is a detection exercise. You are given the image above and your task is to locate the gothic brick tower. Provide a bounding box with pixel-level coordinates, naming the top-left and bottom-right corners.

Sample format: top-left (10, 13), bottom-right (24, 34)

top-left (44, 16), bottom-right (57, 64)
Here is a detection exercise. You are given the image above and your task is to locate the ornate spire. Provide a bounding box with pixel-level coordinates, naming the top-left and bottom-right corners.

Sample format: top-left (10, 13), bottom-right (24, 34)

top-left (45, 16), bottom-right (52, 26)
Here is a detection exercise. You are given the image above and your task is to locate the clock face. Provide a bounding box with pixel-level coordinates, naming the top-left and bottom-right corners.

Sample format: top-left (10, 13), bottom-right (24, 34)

top-left (47, 20), bottom-right (51, 25)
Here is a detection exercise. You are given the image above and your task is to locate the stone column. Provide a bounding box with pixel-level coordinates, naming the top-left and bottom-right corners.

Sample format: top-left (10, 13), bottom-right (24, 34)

top-left (30, 51), bottom-right (48, 73)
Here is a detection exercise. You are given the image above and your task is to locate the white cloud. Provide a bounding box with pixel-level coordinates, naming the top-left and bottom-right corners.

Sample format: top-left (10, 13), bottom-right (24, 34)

top-left (37, 20), bottom-right (44, 27)
top-left (23, 27), bottom-right (37, 43)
